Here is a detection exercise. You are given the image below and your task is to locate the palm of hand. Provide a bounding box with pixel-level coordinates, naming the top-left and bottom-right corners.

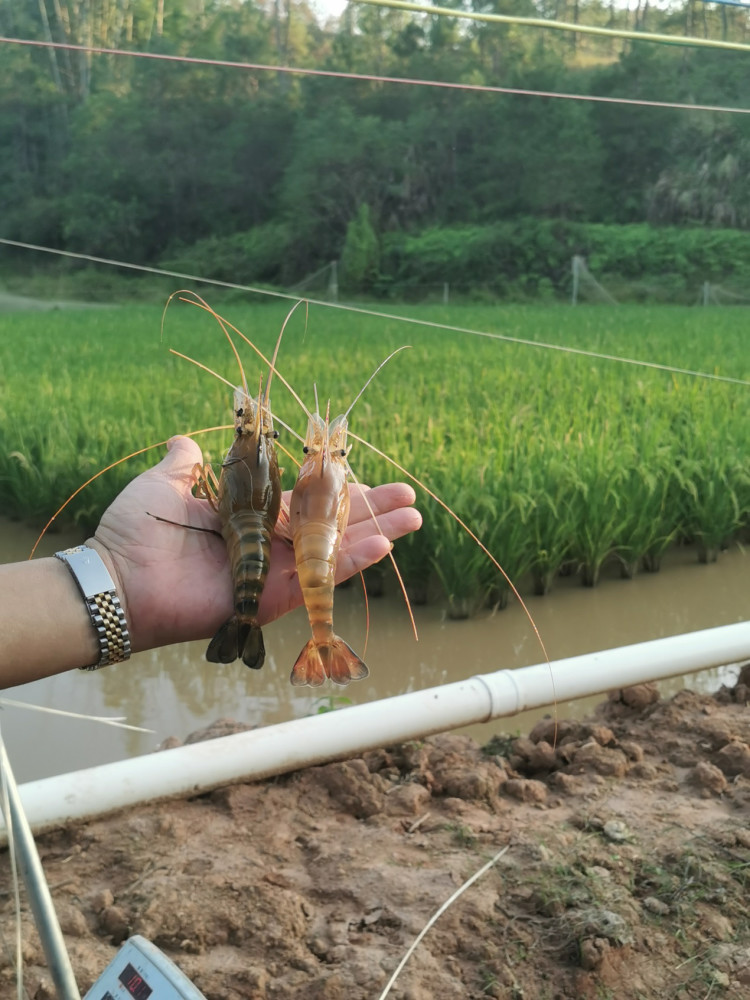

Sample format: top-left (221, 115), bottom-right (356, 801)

top-left (91, 437), bottom-right (420, 654)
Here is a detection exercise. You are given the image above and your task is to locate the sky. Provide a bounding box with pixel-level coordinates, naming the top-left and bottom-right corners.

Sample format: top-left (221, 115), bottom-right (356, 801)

top-left (311, 0), bottom-right (349, 20)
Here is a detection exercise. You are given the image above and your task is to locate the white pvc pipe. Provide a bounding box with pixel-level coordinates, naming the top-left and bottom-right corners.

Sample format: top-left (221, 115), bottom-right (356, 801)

top-left (5, 619), bottom-right (750, 839)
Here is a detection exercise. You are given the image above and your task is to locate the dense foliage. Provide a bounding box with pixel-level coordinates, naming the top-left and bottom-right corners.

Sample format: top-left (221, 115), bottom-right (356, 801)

top-left (1, 0), bottom-right (750, 297)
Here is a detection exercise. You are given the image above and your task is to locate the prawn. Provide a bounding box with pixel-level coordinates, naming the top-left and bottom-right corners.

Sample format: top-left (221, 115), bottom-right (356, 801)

top-left (286, 348), bottom-right (414, 688)
top-left (194, 381), bottom-right (281, 669)
top-left (288, 405), bottom-right (367, 687)
top-left (169, 291), bottom-right (301, 670)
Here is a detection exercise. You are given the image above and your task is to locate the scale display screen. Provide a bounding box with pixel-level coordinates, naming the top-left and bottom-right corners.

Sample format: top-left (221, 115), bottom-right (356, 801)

top-left (119, 962), bottom-right (153, 1000)
top-left (84, 936), bottom-right (206, 1000)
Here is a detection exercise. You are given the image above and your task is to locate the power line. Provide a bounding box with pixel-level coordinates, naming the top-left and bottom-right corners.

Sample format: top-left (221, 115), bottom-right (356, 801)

top-left (356, 0), bottom-right (750, 54)
top-left (0, 36), bottom-right (748, 116)
top-left (2, 237), bottom-right (749, 389)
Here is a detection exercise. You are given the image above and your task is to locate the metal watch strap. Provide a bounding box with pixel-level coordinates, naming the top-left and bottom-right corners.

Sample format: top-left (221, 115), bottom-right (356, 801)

top-left (54, 545), bottom-right (131, 670)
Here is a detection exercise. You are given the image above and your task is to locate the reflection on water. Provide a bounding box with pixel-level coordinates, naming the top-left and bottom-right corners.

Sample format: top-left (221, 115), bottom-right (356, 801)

top-left (1, 516), bottom-right (748, 782)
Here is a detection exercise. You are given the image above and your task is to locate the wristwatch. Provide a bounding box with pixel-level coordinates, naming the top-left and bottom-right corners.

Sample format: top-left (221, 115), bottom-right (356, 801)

top-left (54, 545), bottom-right (131, 670)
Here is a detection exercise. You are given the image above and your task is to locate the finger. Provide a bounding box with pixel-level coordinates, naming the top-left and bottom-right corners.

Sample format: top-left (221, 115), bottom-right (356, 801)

top-left (343, 507), bottom-right (422, 549)
top-left (164, 435), bottom-right (203, 471)
top-left (149, 435), bottom-right (210, 506)
top-left (334, 535), bottom-right (393, 584)
top-left (348, 482), bottom-right (418, 524)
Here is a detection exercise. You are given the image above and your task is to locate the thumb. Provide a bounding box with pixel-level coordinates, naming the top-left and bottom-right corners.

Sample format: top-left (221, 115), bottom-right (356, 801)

top-left (157, 435), bottom-right (204, 477)
top-left (162, 434), bottom-right (203, 471)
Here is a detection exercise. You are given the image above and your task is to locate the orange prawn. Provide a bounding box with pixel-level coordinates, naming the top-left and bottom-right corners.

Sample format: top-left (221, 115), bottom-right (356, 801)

top-left (289, 406), bottom-right (367, 687)
top-left (286, 349), bottom-right (413, 688)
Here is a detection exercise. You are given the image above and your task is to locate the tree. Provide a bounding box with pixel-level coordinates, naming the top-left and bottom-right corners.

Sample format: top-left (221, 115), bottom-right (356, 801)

top-left (341, 203), bottom-right (380, 291)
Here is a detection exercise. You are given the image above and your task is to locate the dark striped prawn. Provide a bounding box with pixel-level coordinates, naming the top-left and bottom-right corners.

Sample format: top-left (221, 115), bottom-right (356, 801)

top-left (193, 382), bottom-right (281, 669)
top-left (165, 291), bottom-right (294, 670)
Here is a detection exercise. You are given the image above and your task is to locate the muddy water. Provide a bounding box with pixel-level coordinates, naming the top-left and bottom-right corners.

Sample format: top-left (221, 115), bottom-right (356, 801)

top-left (1, 516), bottom-right (747, 782)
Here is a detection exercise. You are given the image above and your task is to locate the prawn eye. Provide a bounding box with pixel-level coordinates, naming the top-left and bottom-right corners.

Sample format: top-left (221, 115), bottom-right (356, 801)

top-left (236, 407), bottom-right (244, 417)
top-left (303, 446), bottom-right (309, 454)
top-left (273, 430), bottom-right (280, 439)
top-left (339, 449), bottom-right (346, 457)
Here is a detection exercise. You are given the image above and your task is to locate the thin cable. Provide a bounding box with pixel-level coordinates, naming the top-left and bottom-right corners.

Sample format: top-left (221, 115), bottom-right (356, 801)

top-left (3, 237), bottom-right (749, 389)
top-left (0, 36), bottom-right (748, 115)
top-left (0, 729), bottom-right (23, 1000)
top-left (378, 845), bottom-right (510, 1000)
top-left (355, 0), bottom-right (750, 54)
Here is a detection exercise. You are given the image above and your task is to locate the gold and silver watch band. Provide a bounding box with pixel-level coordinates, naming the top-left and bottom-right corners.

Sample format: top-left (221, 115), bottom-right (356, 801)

top-left (54, 545), bottom-right (131, 670)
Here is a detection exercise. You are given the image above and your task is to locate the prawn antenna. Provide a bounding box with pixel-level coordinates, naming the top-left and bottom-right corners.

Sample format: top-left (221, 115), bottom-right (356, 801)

top-left (265, 299), bottom-right (308, 409)
top-left (349, 468), bottom-right (418, 644)
top-left (168, 350), bottom-right (236, 391)
top-left (165, 289), bottom-right (250, 396)
top-left (344, 346), bottom-right (411, 421)
top-left (179, 296), bottom-right (313, 422)
top-left (29, 425), bottom-right (231, 559)
top-left (349, 430), bottom-right (557, 743)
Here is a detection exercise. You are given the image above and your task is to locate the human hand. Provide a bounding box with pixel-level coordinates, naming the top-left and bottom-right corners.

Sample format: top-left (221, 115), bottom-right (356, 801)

top-left (90, 436), bottom-right (422, 654)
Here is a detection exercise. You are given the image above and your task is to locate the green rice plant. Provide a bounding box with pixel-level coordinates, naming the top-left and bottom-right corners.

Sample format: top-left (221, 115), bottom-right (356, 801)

top-left (4, 301), bottom-right (750, 617)
top-left (514, 441), bottom-right (576, 595)
top-left (674, 455), bottom-right (746, 563)
top-left (609, 447), bottom-right (682, 577)
top-left (564, 431), bottom-right (634, 587)
top-left (425, 465), bottom-right (536, 618)
top-left (423, 495), bottom-right (497, 620)
top-left (390, 528), bottom-right (435, 605)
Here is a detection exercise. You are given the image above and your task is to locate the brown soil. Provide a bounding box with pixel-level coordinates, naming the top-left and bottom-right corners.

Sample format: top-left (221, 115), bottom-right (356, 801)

top-left (5, 670), bottom-right (750, 1000)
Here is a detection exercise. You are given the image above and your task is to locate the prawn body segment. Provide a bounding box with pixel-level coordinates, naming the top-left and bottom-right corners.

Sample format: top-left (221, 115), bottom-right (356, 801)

top-left (290, 412), bottom-right (368, 687)
top-left (206, 386), bottom-right (282, 670)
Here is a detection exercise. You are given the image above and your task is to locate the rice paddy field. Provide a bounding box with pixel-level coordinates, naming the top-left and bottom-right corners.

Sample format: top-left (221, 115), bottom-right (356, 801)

top-left (1, 298), bottom-right (749, 614)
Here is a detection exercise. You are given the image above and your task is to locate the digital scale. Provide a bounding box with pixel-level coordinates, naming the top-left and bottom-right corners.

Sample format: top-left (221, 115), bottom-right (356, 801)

top-left (0, 733), bottom-right (207, 1000)
top-left (84, 936), bottom-right (206, 1000)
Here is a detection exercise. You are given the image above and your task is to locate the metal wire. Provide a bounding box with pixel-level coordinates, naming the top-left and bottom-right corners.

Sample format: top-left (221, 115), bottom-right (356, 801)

top-left (355, 0), bottom-right (750, 54)
top-left (2, 237), bottom-right (749, 390)
top-left (0, 35), bottom-right (748, 116)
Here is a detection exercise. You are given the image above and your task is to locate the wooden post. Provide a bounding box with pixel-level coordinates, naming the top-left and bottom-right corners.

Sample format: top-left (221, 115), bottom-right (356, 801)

top-left (329, 261), bottom-right (338, 303)
top-left (571, 256), bottom-right (580, 305)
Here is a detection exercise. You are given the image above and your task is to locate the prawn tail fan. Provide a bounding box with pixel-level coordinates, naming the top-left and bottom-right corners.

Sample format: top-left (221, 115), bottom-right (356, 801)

top-left (206, 617), bottom-right (266, 670)
top-left (290, 637), bottom-right (368, 688)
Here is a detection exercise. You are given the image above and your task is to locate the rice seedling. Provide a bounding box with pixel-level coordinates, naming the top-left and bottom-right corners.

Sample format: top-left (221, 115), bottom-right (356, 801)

top-left (2, 301), bottom-right (750, 615)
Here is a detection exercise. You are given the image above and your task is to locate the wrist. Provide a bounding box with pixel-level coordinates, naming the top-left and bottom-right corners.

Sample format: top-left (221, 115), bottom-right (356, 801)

top-left (56, 543), bottom-right (132, 668)
top-left (85, 536), bottom-right (131, 631)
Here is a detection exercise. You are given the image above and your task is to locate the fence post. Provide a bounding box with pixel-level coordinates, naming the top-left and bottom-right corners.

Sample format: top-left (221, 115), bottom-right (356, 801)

top-left (329, 261), bottom-right (338, 303)
top-left (571, 256), bottom-right (580, 305)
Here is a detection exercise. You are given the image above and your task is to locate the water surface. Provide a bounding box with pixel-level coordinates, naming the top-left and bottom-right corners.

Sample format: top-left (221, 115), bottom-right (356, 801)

top-left (1, 517), bottom-right (745, 782)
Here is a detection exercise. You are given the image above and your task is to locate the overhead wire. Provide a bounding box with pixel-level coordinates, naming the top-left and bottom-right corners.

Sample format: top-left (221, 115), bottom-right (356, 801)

top-left (0, 35), bottom-right (748, 115)
top-left (2, 238), bottom-right (749, 389)
top-left (355, 0), bottom-right (750, 53)
top-left (1, 8), bottom-right (748, 391)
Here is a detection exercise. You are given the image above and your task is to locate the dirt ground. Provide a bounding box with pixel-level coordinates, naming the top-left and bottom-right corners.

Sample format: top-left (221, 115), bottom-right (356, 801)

top-left (4, 670), bottom-right (750, 1000)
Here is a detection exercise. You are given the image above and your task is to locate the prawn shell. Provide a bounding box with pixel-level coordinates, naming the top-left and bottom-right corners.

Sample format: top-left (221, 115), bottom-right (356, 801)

top-left (206, 389), bottom-right (282, 669)
top-left (289, 412), bottom-right (368, 686)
